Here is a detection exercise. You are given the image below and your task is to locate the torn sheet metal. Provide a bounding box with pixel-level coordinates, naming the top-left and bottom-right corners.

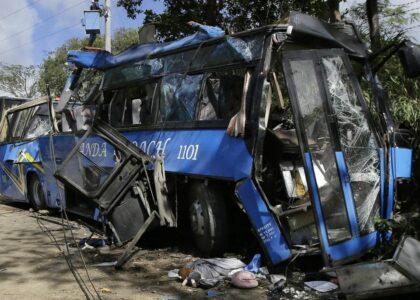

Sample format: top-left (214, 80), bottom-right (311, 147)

top-left (68, 23), bottom-right (225, 70)
top-left (55, 119), bottom-right (155, 244)
top-left (336, 261), bottom-right (415, 298)
top-left (393, 236), bottom-right (420, 282)
top-left (335, 237), bottom-right (420, 299)
top-left (235, 178), bottom-right (291, 265)
top-left (154, 153), bottom-right (176, 227)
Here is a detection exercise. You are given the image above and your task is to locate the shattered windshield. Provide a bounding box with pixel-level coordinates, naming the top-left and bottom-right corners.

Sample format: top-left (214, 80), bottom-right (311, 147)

top-left (289, 59), bottom-right (352, 243)
top-left (322, 56), bottom-right (381, 234)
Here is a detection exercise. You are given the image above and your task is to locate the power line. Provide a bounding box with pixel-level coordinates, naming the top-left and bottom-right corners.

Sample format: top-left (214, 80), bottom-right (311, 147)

top-left (406, 22), bottom-right (420, 30)
top-left (382, 6), bottom-right (420, 18)
top-left (0, 0), bottom-right (42, 20)
top-left (389, 0), bottom-right (420, 7)
top-left (0, 0), bottom-right (86, 44)
top-left (0, 23), bottom-right (81, 57)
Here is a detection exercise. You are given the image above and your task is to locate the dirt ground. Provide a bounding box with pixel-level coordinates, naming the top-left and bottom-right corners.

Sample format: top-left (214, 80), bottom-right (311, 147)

top-left (0, 200), bottom-right (295, 300)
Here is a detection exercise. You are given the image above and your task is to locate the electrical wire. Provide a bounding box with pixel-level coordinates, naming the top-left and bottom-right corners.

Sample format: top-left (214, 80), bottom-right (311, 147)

top-left (45, 131), bottom-right (102, 299)
top-left (406, 22), bottom-right (420, 30)
top-left (0, 0), bottom-right (42, 20)
top-left (0, 0), bottom-right (86, 44)
top-left (389, 0), bottom-right (420, 7)
top-left (0, 22), bottom-right (81, 57)
top-left (382, 6), bottom-right (420, 18)
top-left (33, 210), bottom-right (94, 299)
top-left (62, 207), bottom-right (103, 300)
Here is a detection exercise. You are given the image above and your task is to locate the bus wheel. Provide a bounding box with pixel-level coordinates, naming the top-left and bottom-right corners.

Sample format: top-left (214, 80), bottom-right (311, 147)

top-left (28, 174), bottom-right (47, 211)
top-left (188, 182), bottom-right (228, 256)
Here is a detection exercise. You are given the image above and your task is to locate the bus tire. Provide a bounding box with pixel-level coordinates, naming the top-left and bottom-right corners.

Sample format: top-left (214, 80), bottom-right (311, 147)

top-left (188, 182), bottom-right (228, 256)
top-left (28, 174), bottom-right (47, 211)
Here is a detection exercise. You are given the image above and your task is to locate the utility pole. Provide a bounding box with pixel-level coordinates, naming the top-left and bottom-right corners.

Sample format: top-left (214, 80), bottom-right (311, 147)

top-left (104, 0), bottom-right (112, 52)
top-left (327, 0), bottom-right (341, 23)
top-left (367, 0), bottom-right (380, 51)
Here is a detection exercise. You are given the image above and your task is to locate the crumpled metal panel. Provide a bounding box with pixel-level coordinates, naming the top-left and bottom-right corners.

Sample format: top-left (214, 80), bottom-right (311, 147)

top-left (336, 261), bottom-right (413, 298)
top-left (394, 236), bottom-right (420, 282)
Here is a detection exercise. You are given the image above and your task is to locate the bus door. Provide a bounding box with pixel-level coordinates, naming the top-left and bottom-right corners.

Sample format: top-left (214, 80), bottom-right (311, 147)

top-left (54, 119), bottom-right (156, 244)
top-left (282, 49), bottom-right (384, 266)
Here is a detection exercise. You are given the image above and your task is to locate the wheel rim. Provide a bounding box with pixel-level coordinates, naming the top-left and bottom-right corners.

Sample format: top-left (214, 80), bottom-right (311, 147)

top-left (190, 199), bottom-right (205, 236)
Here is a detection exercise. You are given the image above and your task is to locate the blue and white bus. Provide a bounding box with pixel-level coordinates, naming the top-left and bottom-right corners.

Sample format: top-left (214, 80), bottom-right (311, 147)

top-left (0, 13), bottom-right (416, 267)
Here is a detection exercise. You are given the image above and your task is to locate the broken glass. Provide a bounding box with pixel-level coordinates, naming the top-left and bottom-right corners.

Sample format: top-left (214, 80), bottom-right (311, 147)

top-left (8, 108), bottom-right (33, 139)
top-left (24, 104), bottom-right (52, 139)
top-left (290, 59), bottom-right (352, 243)
top-left (158, 74), bottom-right (203, 122)
top-left (24, 115), bottom-right (50, 139)
top-left (322, 56), bottom-right (380, 234)
top-left (102, 34), bottom-right (264, 91)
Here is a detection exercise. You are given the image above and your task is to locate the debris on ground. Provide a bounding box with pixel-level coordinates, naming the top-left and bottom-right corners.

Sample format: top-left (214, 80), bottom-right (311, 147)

top-left (173, 257), bottom-right (246, 288)
top-left (100, 287), bottom-right (112, 294)
top-left (333, 236), bottom-right (420, 298)
top-left (304, 281), bottom-right (338, 293)
top-left (231, 270), bottom-right (259, 289)
top-left (78, 237), bottom-right (108, 249)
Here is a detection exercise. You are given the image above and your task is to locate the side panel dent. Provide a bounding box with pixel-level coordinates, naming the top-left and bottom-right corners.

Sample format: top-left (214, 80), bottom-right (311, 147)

top-left (235, 178), bottom-right (291, 265)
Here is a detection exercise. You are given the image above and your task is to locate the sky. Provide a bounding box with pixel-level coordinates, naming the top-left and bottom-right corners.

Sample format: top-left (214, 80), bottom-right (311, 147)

top-left (340, 0), bottom-right (420, 41)
top-left (0, 0), bottom-right (418, 67)
top-left (0, 0), bottom-right (165, 66)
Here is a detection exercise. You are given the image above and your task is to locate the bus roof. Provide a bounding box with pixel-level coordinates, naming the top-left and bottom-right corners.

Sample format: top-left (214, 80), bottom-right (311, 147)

top-left (67, 12), bottom-right (367, 71)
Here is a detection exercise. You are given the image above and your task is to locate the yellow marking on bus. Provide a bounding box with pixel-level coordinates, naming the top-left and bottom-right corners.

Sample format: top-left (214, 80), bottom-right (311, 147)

top-left (0, 162), bottom-right (25, 194)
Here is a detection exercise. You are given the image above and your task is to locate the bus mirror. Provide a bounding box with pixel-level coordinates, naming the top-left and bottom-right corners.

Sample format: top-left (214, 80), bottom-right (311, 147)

top-left (398, 41), bottom-right (420, 78)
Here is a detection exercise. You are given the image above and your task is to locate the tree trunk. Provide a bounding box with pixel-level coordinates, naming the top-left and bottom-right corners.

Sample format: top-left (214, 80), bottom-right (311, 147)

top-left (205, 0), bottom-right (218, 25)
top-left (367, 0), bottom-right (381, 51)
top-left (327, 0), bottom-right (341, 23)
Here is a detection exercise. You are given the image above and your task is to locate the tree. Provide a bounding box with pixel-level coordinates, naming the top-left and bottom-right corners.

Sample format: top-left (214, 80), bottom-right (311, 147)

top-left (38, 28), bottom-right (139, 97)
top-left (119, 0), bottom-right (346, 41)
top-left (347, 0), bottom-right (420, 134)
top-left (0, 64), bottom-right (38, 98)
top-left (366, 0), bottom-right (380, 51)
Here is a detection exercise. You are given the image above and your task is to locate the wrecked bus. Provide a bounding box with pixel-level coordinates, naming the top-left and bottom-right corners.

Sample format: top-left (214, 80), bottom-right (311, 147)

top-left (1, 13), bottom-right (417, 267)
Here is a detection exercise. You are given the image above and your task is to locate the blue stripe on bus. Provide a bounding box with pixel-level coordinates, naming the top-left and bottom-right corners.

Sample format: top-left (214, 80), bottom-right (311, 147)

top-left (335, 151), bottom-right (359, 236)
top-left (52, 129), bottom-right (254, 181)
top-left (305, 152), bottom-right (378, 263)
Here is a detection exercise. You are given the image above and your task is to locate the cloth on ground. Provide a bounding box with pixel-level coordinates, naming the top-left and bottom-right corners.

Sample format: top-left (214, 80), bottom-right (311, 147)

top-left (185, 258), bottom-right (246, 287)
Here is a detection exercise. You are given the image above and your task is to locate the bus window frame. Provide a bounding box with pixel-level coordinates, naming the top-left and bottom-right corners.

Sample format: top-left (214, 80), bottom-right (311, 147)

top-left (103, 63), bottom-right (260, 131)
top-left (0, 98), bottom-right (54, 145)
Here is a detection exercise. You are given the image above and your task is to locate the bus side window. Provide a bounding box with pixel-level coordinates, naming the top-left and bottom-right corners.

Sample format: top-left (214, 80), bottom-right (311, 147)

top-left (127, 83), bottom-right (157, 126)
top-left (8, 108), bottom-right (33, 140)
top-left (197, 69), bottom-right (246, 121)
top-left (23, 104), bottom-right (52, 139)
top-left (108, 90), bottom-right (126, 127)
top-left (107, 82), bottom-right (157, 127)
top-left (0, 114), bottom-right (9, 142)
top-left (158, 74), bottom-right (203, 122)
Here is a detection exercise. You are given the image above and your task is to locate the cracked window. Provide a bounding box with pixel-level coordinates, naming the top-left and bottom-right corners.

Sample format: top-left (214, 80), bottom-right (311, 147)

top-left (290, 59), bottom-right (352, 243)
top-left (322, 56), bottom-right (380, 235)
top-left (197, 69), bottom-right (246, 121)
top-left (158, 74), bottom-right (203, 122)
top-left (24, 104), bottom-right (51, 139)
